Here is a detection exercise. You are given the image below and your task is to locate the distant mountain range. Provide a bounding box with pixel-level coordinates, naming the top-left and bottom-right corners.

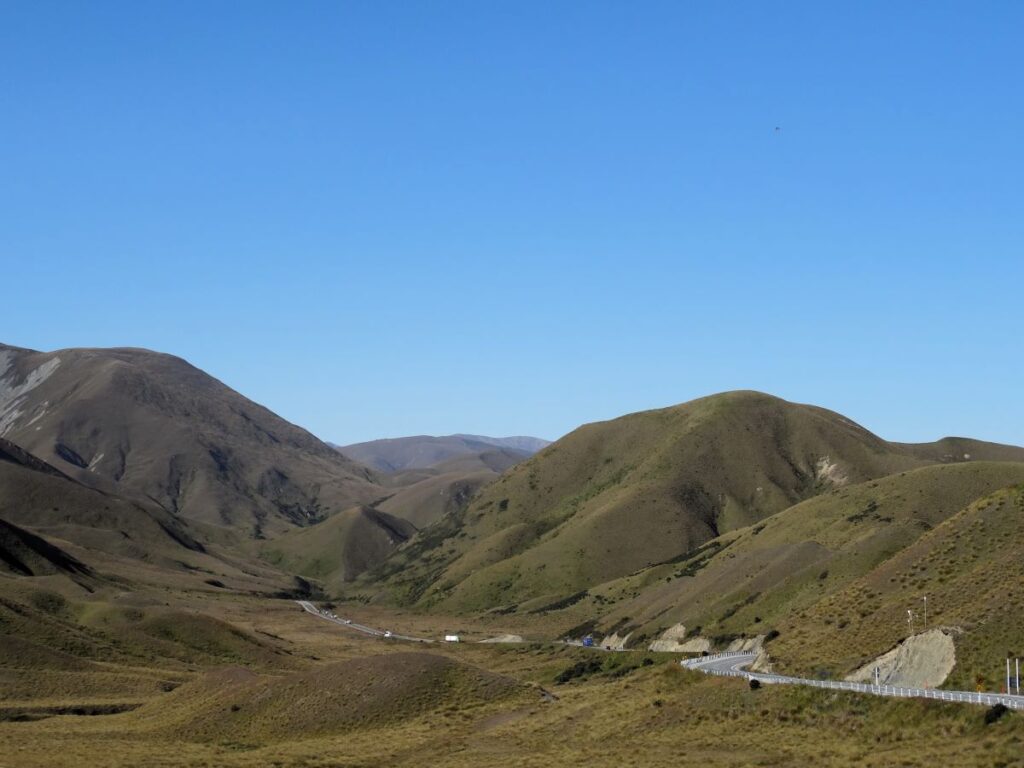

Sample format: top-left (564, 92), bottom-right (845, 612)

top-left (333, 434), bottom-right (550, 473)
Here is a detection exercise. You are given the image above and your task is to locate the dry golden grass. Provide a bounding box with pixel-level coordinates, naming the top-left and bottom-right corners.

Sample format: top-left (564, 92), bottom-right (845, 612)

top-left (4, 592), bottom-right (1024, 767)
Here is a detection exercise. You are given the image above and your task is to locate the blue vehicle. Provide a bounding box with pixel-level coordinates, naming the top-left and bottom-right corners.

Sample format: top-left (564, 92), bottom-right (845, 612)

top-left (582, 635), bottom-right (595, 647)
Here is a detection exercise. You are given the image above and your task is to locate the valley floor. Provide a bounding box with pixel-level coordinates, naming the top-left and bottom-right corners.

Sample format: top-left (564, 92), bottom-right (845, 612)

top-left (3, 596), bottom-right (1024, 768)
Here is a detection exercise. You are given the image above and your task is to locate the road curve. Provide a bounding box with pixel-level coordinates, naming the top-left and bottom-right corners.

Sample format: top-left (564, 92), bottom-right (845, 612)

top-left (296, 602), bottom-right (1024, 712)
top-left (683, 652), bottom-right (1024, 710)
top-left (295, 600), bottom-right (433, 643)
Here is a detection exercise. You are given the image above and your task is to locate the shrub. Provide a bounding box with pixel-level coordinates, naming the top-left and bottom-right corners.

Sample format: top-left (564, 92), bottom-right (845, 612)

top-left (554, 659), bottom-right (603, 685)
top-left (749, 678), bottom-right (761, 690)
top-left (29, 591), bottom-right (67, 615)
top-left (985, 703), bottom-right (1009, 725)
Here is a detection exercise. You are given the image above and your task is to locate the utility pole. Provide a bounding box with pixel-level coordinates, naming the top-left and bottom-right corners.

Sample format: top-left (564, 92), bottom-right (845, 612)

top-left (923, 596), bottom-right (927, 630)
top-left (1017, 658), bottom-right (1020, 695)
top-left (1008, 658), bottom-right (1012, 695)
top-left (907, 609), bottom-right (914, 636)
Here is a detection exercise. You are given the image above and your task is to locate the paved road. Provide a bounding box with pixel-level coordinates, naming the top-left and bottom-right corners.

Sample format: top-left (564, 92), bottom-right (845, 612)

top-left (683, 652), bottom-right (1024, 710)
top-left (298, 602), bottom-right (615, 650)
top-left (561, 639), bottom-right (625, 652)
top-left (295, 600), bottom-right (433, 643)
top-left (296, 602), bottom-right (1024, 712)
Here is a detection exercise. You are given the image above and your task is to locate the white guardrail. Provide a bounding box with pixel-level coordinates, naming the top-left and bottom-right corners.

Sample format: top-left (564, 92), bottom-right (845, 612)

top-left (681, 652), bottom-right (1024, 710)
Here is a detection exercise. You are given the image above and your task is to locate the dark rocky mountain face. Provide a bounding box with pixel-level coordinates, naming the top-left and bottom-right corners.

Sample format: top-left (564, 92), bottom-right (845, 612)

top-left (0, 343), bottom-right (381, 538)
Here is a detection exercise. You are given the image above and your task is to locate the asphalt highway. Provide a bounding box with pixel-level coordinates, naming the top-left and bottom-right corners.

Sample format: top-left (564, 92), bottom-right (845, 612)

top-left (296, 600), bottom-right (433, 643)
top-left (683, 652), bottom-right (1024, 710)
top-left (295, 601), bottom-right (1024, 711)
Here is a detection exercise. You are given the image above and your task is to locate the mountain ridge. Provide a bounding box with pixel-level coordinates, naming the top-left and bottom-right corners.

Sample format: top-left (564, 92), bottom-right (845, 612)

top-left (336, 434), bottom-right (549, 473)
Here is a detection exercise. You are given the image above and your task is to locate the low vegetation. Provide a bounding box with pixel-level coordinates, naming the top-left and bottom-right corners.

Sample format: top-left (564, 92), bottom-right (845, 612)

top-left (3, 594), bottom-right (1024, 767)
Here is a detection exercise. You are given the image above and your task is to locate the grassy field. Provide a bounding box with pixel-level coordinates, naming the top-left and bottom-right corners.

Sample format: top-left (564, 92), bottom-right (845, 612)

top-left (3, 590), bottom-right (1024, 767)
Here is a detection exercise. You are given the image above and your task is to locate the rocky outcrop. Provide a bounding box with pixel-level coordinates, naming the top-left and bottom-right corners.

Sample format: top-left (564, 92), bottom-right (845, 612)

top-left (647, 623), bottom-right (712, 653)
top-left (845, 628), bottom-right (958, 688)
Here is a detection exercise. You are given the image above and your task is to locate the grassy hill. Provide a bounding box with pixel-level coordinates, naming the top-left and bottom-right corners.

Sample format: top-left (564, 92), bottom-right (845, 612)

top-left (261, 506), bottom-right (417, 589)
top-left (261, 445), bottom-right (531, 586)
top-left (767, 482), bottom-right (1024, 690)
top-left (375, 470), bottom-right (496, 529)
top-left (357, 391), bottom-right (1024, 612)
top-left (553, 462), bottom-right (1024, 666)
top-left (150, 651), bottom-right (524, 742)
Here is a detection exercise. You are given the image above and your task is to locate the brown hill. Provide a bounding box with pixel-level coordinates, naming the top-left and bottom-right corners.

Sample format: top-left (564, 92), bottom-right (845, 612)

top-left (337, 434), bottom-right (540, 472)
top-left (0, 343), bottom-right (380, 537)
top-left (0, 437), bottom-right (206, 565)
top-left (0, 436), bottom-right (307, 599)
top-left (259, 448), bottom-right (523, 586)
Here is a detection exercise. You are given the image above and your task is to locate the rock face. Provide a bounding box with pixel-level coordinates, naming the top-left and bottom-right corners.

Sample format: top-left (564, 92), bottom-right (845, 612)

top-left (749, 648), bottom-right (774, 673)
top-left (845, 628), bottom-right (957, 688)
top-left (647, 624), bottom-right (711, 653)
top-left (648, 624), bottom-right (690, 652)
top-left (599, 632), bottom-right (632, 650)
top-left (726, 635), bottom-right (765, 653)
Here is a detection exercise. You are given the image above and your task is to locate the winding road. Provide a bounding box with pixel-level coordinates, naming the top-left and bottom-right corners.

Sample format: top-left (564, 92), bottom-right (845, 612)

top-left (296, 601), bottom-right (1024, 711)
top-left (295, 600), bottom-right (433, 643)
top-left (683, 652), bottom-right (1024, 710)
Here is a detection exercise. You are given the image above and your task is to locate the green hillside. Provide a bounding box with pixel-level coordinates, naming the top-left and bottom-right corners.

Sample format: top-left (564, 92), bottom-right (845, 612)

top-left (356, 392), bottom-right (1024, 611)
top-left (557, 462), bottom-right (1024, 657)
top-left (261, 506), bottom-right (417, 590)
top-left (768, 482), bottom-right (1024, 690)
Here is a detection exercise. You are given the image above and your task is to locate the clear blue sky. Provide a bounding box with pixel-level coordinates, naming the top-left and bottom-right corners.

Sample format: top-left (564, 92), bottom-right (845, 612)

top-left (2, 1), bottom-right (1022, 445)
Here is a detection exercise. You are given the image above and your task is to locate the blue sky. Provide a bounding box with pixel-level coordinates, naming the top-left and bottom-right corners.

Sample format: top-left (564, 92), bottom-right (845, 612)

top-left (2, 1), bottom-right (1022, 445)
